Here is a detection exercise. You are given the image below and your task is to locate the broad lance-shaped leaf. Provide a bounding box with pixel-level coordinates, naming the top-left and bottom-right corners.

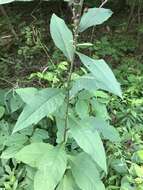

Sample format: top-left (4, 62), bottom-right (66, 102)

top-left (1, 133), bottom-right (29, 159)
top-left (77, 53), bottom-right (122, 98)
top-left (70, 74), bottom-right (98, 98)
top-left (4, 133), bottom-right (28, 146)
top-left (16, 87), bottom-right (38, 105)
top-left (70, 153), bottom-right (105, 190)
top-left (79, 7), bottom-right (113, 32)
top-left (81, 117), bottom-right (120, 142)
top-left (75, 99), bottom-right (89, 119)
top-left (13, 88), bottom-right (65, 133)
top-left (1, 144), bottom-right (24, 159)
top-left (50, 14), bottom-right (74, 62)
top-left (57, 171), bottom-right (80, 190)
top-left (90, 98), bottom-right (109, 120)
top-left (10, 94), bottom-right (23, 113)
top-left (34, 145), bottom-right (67, 190)
top-left (69, 116), bottom-right (107, 172)
top-left (15, 143), bottom-right (53, 168)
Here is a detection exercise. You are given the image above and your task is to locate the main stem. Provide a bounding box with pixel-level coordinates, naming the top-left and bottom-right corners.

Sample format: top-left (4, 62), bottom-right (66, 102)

top-left (63, 0), bottom-right (84, 142)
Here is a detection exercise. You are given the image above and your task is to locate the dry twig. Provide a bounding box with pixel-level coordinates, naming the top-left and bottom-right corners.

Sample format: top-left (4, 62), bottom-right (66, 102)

top-left (99, 0), bottom-right (108, 8)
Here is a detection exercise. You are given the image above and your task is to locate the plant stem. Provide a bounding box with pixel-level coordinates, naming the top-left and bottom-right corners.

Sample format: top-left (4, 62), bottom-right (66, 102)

top-left (63, 0), bottom-right (84, 142)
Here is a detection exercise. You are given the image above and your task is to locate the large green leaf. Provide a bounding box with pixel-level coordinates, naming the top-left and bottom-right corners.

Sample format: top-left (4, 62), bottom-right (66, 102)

top-left (1, 144), bottom-right (24, 159)
top-left (10, 94), bottom-right (23, 113)
top-left (86, 117), bottom-right (121, 142)
top-left (34, 145), bottom-right (67, 190)
top-left (70, 153), bottom-right (105, 190)
top-left (57, 171), bottom-right (80, 190)
top-left (50, 14), bottom-right (74, 62)
top-left (13, 88), bottom-right (65, 133)
top-left (16, 87), bottom-right (38, 105)
top-left (75, 99), bottom-right (89, 119)
top-left (15, 143), bottom-right (53, 168)
top-left (79, 7), bottom-right (113, 32)
top-left (1, 133), bottom-right (29, 159)
top-left (77, 53), bottom-right (122, 98)
top-left (69, 116), bottom-right (107, 172)
top-left (4, 133), bottom-right (28, 146)
top-left (30, 128), bottom-right (49, 143)
top-left (90, 98), bottom-right (109, 120)
top-left (70, 74), bottom-right (98, 98)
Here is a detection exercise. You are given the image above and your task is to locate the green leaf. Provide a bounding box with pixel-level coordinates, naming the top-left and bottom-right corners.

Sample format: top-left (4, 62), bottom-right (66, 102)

top-left (10, 94), bottom-right (23, 113)
top-left (69, 116), bottom-right (107, 172)
top-left (130, 163), bottom-right (143, 177)
top-left (15, 143), bottom-right (53, 168)
top-left (87, 117), bottom-right (120, 142)
top-left (16, 88), bottom-right (38, 105)
top-left (70, 153), bottom-right (105, 190)
top-left (94, 91), bottom-right (109, 99)
top-left (70, 74), bottom-right (98, 98)
top-left (132, 150), bottom-right (143, 164)
top-left (30, 129), bottom-right (49, 143)
top-left (1, 144), bottom-right (24, 159)
top-left (79, 7), bottom-right (113, 32)
top-left (4, 133), bottom-right (28, 146)
top-left (13, 88), bottom-right (65, 133)
top-left (57, 171), bottom-right (80, 190)
top-left (0, 89), bottom-right (6, 105)
top-left (50, 14), bottom-right (74, 62)
top-left (24, 167), bottom-right (35, 190)
top-left (0, 0), bottom-right (14, 4)
top-left (78, 90), bottom-right (93, 100)
top-left (91, 99), bottom-right (109, 120)
top-left (0, 120), bottom-right (9, 133)
top-left (0, 106), bottom-right (5, 119)
top-left (77, 53), bottom-right (122, 98)
top-left (75, 99), bottom-right (89, 119)
top-left (34, 145), bottom-right (67, 190)
top-left (121, 176), bottom-right (136, 190)
top-left (111, 159), bottom-right (128, 175)
top-left (56, 117), bottom-right (65, 144)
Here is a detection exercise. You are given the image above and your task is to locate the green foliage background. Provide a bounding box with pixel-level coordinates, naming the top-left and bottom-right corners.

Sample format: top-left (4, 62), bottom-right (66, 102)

top-left (0, 0), bottom-right (143, 189)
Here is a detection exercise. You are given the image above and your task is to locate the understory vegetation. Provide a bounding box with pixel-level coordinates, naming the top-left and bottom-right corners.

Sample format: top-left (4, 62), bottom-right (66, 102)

top-left (0, 0), bottom-right (143, 190)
